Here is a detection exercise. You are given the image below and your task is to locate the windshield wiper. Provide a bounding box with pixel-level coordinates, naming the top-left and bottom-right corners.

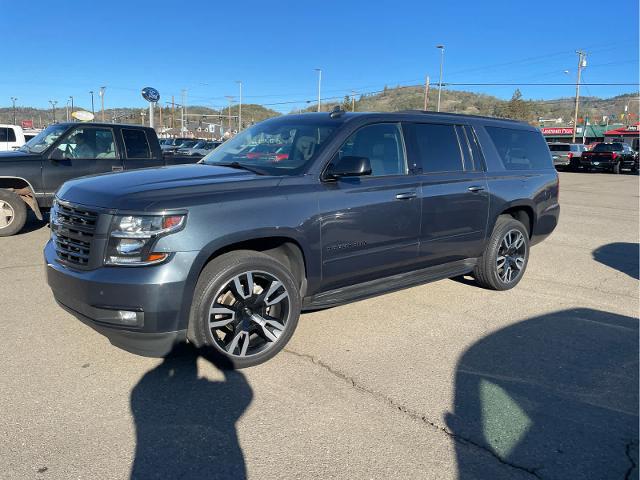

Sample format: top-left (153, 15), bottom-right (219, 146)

top-left (213, 162), bottom-right (269, 176)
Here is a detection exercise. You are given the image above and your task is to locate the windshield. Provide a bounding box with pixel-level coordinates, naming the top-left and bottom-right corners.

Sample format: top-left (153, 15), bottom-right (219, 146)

top-left (180, 141), bottom-right (197, 148)
top-left (201, 118), bottom-right (337, 175)
top-left (593, 143), bottom-right (623, 152)
top-left (549, 144), bottom-right (570, 152)
top-left (19, 124), bottom-right (68, 153)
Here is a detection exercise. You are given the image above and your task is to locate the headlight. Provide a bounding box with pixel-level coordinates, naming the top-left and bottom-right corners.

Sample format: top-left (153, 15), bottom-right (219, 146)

top-left (105, 214), bottom-right (185, 266)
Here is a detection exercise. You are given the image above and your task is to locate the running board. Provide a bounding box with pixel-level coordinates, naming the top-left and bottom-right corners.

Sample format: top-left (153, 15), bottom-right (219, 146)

top-left (303, 258), bottom-right (477, 310)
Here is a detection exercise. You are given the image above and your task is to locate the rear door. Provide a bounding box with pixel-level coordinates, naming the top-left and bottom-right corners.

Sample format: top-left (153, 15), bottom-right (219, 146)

top-left (404, 122), bottom-right (489, 266)
top-left (121, 128), bottom-right (165, 169)
top-left (43, 126), bottom-right (123, 195)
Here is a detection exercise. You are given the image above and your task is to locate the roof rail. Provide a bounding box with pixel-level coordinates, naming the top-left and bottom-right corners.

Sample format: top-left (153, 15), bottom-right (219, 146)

top-left (396, 110), bottom-right (524, 123)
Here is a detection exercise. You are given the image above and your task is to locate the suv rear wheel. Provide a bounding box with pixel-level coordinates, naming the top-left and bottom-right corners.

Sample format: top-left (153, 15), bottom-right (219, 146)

top-left (0, 190), bottom-right (27, 237)
top-left (189, 250), bottom-right (301, 368)
top-left (474, 215), bottom-right (529, 291)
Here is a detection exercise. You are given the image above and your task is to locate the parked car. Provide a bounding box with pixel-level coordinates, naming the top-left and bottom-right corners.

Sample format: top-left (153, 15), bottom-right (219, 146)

top-left (160, 137), bottom-right (192, 152)
top-left (0, 124), bottom-right (26, 152)
top-left (548, 142), bottom-right (586, 170)
top-left (0, 123), bottom-right (200, 236)
top-left (190, 141), bottom-right (221, 156)
top-left (176, 140), bottom-right (217, 156)
top-left (45, 111), bottom-right (559, 367)
top-left (580, 142), bottom-right (638, 173)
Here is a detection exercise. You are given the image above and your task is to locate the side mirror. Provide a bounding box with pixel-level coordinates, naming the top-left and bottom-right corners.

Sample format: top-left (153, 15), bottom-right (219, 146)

top-left (325, 156), bottom-right (372, 179)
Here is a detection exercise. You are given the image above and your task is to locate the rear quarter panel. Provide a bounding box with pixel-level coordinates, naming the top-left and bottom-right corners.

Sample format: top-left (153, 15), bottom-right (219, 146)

top-left (472, 120), bottom-right (560, 246)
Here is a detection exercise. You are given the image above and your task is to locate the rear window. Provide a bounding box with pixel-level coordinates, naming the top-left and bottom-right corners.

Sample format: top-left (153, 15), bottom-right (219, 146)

top-left (549, 144), bottom-right (570, 152)
top-left (122, 129), bottom-right (151, 158)
top-left (413, 123), bottom-right (464, 173)
top-left (593, 143), bottom-right (623, 152)
top-left (0, 128), bottom-right (17, 142)
top-left (486, 126), bottom-right (553, 170)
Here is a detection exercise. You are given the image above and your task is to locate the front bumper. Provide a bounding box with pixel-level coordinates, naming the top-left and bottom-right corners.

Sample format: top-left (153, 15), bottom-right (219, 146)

top-left (45, 240), bottom-right (198, 357)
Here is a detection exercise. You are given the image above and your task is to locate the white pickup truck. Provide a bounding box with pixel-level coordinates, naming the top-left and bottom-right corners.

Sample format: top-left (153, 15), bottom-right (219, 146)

top-left (0, 124), bottom-right (26, 152)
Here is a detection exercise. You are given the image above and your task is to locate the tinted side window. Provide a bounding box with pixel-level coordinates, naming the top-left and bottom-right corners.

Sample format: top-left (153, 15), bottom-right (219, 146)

top-left (486, 127), bottom-right (553, 170)
top-left (335, 123), bottom-right (406, 177)
top-left (413, 123), bottom-right (464, 173)
top-left (0, 128), bottom-right (16, 142)
top-left (463, 125), bottom-right (486, 171)
top-left (122, 129), bottom-right (151, 159)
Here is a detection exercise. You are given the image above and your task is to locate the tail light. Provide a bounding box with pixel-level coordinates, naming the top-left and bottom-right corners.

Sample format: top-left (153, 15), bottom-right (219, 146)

top-left (567, 152), bottom-right (573, 159)
top-left (612, 152), bottom-right (618, 160)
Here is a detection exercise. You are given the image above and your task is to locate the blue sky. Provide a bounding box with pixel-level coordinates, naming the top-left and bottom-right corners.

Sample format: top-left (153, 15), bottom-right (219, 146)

top-left (2, 0), bottom-right (638, 113)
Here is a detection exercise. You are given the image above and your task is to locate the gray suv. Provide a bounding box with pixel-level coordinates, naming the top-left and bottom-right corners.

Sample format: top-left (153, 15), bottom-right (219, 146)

top-left (45, 110), bottom-right (559, 368)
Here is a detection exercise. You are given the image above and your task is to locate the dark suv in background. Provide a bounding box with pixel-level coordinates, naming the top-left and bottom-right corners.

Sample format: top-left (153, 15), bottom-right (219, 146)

top-left (45, 110), bottom-right (559, 367)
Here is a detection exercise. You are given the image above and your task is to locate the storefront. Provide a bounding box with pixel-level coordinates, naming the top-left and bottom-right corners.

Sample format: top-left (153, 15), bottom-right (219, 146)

top-left (604, 123), bottom-right (639, 151)
top-left (541, 124), bottom-right (624, 145)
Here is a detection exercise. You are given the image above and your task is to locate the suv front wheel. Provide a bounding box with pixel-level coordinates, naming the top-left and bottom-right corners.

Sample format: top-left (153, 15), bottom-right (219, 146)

top-left (189, 250), bottom-right (301, 368)
top-left (474, 215), bottom-right (530, 291)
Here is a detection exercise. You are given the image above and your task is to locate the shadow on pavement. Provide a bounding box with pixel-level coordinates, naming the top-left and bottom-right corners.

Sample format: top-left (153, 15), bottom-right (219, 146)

top-left (446, 308), bottom-right (639, 479)
top-left (130, 345), bottom-right (253, 480)
top-left (593, 242), bottom-right (640, 280)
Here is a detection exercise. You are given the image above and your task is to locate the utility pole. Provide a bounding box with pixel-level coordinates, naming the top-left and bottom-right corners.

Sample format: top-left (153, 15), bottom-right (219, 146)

top-left (141, 110), bottom-right (146, 126)
top-left (99, 86), bottom-right (106, 122)
top-left (171, 96), bottom-right (175, 130)
top-left (351, 90), bottom-right (356, 112)
top-left (158, 104), bottom-right (163, 129)
top-left (69, 96), bottom-right (74, 120)
top-left (181, 89), bottom-right (187, 135)
top-left (436, 45), bottom-right (445, 112)
top-left (572, 50), bottom-right (587, 143)
top-left (49, 100), bottom-right (57, 124)
top-left (424, 75), bottom-right (430, 110)
top-left (225, 96), bottom-right (234, 132)
top-left (89, 91), bottom-right (95, 115)
top-left (315, 68), bottom-right (322, 112)
top-left (236, 81), bottom-right (243, 131)
top-left (10, 97), bottom-right (17, 125)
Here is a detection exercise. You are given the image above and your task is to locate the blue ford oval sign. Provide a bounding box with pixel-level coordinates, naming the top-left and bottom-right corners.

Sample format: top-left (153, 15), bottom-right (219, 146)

top-left (141, 87), bottom-right (160, 103)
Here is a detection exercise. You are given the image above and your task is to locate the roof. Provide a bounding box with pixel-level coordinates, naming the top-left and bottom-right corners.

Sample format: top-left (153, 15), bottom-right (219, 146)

top-left (604, 123), bottom-right (640, 136)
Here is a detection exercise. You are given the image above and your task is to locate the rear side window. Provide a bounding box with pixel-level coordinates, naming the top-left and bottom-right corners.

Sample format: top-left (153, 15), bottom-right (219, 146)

top-left (122, 129), bottom-right (151, 158)
top-left (486, 127), bottom-right (552, 170)
top-left (413, 123), bottom-right (464, 173)
top-left (0, 128), bottom-right (16, 142)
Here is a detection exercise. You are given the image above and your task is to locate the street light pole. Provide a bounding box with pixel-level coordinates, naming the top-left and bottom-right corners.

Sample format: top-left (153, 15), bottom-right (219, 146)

top-left (571, 50), bottom-right (587, 143)
top-left (236, 81), bottom-right (243, 131)
top-left (49, 100), bottom-right (57, 124)
top-left (181, 89), bottom-right (187, 135)
top-left (436, 45), bottom-right (445, 112)
top-left (99, 86), bottom-right (106, 121)
top-left (69, 96), bottom-right (74, 120)
top-left (89, 91), bottom-right (95, 115)
top-left (315, 68), bottom-right (322, 112)
top-left (10, 97), bottom-right (17, 125)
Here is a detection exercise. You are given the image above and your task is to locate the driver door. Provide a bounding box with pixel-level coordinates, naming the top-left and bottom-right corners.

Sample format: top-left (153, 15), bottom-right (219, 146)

top-left (43, 126), bottom-right (123, 197)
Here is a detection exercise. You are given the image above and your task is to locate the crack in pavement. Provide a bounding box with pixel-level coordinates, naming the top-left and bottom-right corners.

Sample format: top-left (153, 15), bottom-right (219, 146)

top-left (625, 440), bottom-right (638, 480)
top-left (284, 348), bottom-right (542, 479)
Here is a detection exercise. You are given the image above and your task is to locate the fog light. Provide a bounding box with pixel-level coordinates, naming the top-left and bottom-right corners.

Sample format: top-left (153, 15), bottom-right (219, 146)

top-left (118, 310), bottom-right (142, 326)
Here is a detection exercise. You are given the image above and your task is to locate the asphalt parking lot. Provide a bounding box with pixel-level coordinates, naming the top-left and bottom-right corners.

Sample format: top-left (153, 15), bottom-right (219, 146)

top-left (0, 172), bottom-right (637, 480)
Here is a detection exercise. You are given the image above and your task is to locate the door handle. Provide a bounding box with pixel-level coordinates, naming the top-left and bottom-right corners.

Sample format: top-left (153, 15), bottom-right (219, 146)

top-left (112, 166), bottom-right (123, 172)
top-left (395, 192), bottom-right (417, 200)
top-left (468, 186), bottom-right (485, 193)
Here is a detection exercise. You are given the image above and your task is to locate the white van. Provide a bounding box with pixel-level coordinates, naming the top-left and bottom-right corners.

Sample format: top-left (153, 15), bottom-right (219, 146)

top-left (0, 124), bottom-right (26, 152)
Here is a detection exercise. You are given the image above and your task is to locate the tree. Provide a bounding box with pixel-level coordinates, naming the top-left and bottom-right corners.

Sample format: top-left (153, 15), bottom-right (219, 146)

top-left (503, 89), bottom-right (531, 121)
top-left (342, 95), bottom-right (351, 111)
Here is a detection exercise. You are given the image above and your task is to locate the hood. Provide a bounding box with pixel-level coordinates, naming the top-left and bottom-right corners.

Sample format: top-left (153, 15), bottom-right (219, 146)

top-left (0, 149), bottom-right (39, 159)
top-left (56, 163), bottom-right (281, 211)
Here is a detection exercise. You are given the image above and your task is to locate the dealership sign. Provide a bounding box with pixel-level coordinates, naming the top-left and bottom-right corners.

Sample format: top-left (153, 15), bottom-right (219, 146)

top-left (21, 120), bottom-right (33, 129)
top-left (541, 127), bottom-right (574, 135)
top-left (141, 86), bottom-right (160, 103)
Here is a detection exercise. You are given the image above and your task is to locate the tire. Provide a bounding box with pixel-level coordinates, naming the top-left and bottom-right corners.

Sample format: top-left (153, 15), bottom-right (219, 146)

top-left (188, 250), bottom-right (301, 368)
top-left (473, 215), bottom-right (530, 291)
top-left (612, 161), bottom-right (621, 174)
top-left (0, 190), bottom-right (27, 237)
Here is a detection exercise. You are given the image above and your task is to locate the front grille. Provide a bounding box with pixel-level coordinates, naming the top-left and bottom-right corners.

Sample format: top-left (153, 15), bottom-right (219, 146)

top-left (52, 201), bottom-right (98, 267)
